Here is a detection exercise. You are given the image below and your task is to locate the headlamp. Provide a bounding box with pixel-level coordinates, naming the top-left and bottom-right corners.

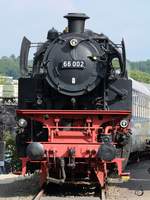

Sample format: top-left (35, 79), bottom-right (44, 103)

top-left (120, 119), bottom-right (128, 128)
top-left (18, 118), bottom-right (27, 128)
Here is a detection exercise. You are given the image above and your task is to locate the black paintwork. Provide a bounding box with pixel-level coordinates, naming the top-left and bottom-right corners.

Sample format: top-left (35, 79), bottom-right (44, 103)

top-left (18, 12), bottom-right (131, 110)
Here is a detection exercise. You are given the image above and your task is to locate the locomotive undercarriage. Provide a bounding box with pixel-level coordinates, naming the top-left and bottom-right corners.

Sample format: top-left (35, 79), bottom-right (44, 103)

top-left (17, 109), bottom-right (131, 196)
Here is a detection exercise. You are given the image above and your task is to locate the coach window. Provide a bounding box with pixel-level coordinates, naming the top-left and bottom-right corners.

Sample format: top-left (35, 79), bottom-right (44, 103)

top-left (135, 91), bottom-right (137, 117)
top-left (132, 91), bottom-right (135, 106)
top-left (149, 101), bottom-right (150, 118)
top-left (138, 96), bottom-right (140, 118)
top-left (145, 97), bottom-right (146, 118)
top-left (139, 95), bottom-right (141, 118)
top-left (144, 96), bottom-right (145, 118)
top-left (132, 91), bottom-right (135, 116)
top-left (140, 96), bottom-right (142, 118)
top-left (139, 94), bottom-right (141, 118)
top-left (147, 97), bottom-right (149, 118)
top-left (149, 101), bottom-right (150, 119)
top-left (133, 90), bottom-right (136, 104)
top-left (145, 97), bottom-right (147, 118)
top-left (142, 96), bottom-right (144, 118)
top-left (132, 93), bottom-right (135, 116)
top-left (136, 96), bottom-right (138, 117)
top-left (137, 92), bottom-right (139, 117)
top-left (134, 91), bottom-right (136, 117)
top-left (144, 96), bottom-right (147, 118)
top-left (143, 95), bottom-right (146, 118)
top-left (141, 94), bottom-right (143, 117)
top-left (133, 91), bottom-right (136, 117)
top-left (140, 95), bottom-right (142, 118)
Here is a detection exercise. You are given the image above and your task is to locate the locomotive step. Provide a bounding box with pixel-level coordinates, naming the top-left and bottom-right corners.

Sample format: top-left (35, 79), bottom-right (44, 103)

top-left (108, 172), bottom-right (130, 184)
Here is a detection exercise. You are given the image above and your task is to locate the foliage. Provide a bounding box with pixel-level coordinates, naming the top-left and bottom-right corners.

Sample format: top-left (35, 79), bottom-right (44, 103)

top-left (3, 131), bottom-right (21, 171)
top-left (0, 55), bottom-right (20, 79)
top-left (0, 76), bottom-right (8, 84)
top-left (129, 60), bottom-right (150, 74)
top-left (129, 70), bottom-right (150, 84)
top-left (0, 76), bottom-right (13, 84)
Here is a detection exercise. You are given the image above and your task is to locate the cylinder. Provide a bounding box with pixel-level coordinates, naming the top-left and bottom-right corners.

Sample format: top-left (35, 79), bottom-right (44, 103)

top-left (64, 13), bottom-right (89, 33)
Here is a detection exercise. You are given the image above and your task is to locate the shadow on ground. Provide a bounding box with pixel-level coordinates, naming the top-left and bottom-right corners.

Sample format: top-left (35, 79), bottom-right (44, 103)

top-left (45, 183), bottom-right (99, 197)
top-left (117, 159), bottom-right (150, 193)
top-left (0, 174), bottom-right (99, 198)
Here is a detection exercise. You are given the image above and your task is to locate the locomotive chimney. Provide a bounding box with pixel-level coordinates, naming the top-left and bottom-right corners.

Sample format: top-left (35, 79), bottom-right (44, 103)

top-left (64, 13), bottom-right (89, 33)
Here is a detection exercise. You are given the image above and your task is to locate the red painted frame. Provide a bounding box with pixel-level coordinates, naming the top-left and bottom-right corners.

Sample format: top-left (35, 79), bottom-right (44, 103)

top-left (17, 109), bottom-right (131, 187)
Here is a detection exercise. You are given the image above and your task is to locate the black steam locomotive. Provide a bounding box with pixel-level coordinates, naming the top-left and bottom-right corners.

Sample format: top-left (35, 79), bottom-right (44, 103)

top-left (19, 13), bottom-right (131, 111)
top-left (16, 14), bottom-right (133, 198)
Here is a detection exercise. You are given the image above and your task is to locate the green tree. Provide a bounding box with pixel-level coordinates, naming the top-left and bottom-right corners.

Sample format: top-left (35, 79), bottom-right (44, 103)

top-left (129, 59), bottom-right (150, 74)
top-left (3, 131), bottom-right (21, 171)
top-left (129, 70), bottom-right (150, 83)
top-left (0, 55), bottom-right (20, 79)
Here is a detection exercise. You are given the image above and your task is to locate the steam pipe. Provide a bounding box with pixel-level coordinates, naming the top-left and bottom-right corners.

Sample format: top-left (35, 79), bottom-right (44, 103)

top-left (47, 158), bottom-right (66, 184)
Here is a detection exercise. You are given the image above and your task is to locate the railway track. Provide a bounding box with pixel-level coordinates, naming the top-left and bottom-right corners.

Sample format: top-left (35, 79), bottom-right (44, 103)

top-left (1, 157), bottom-right (150, 200)
top-left (32, 183), bottom-right (101, 200)
top-left (32, 189), bottom-right (44, 200)
top-left (31, 155), bottom-right (150, 200)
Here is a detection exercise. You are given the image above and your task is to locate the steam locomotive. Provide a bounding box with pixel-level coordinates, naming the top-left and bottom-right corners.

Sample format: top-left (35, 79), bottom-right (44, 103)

top-left (16, 13), bottom-right (134, 198)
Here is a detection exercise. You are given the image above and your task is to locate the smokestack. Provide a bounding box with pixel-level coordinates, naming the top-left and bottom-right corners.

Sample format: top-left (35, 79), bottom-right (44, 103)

top-left (64, 13), bottom-right (89, 33)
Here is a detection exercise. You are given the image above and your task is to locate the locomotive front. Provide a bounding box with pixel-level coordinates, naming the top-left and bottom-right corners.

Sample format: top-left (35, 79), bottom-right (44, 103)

top-left (44, 13), bottom-right (106, 97)
top-left (17, 13), bottom-right (132, 199)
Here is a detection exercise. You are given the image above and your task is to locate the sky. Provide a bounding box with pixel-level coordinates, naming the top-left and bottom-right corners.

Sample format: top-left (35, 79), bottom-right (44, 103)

top-left (0, 0), bottom-right (149, 61)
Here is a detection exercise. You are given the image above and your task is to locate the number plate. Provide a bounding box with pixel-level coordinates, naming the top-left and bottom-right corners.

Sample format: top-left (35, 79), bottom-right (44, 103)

top-left (62, 60), bottom-right (85, 69)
